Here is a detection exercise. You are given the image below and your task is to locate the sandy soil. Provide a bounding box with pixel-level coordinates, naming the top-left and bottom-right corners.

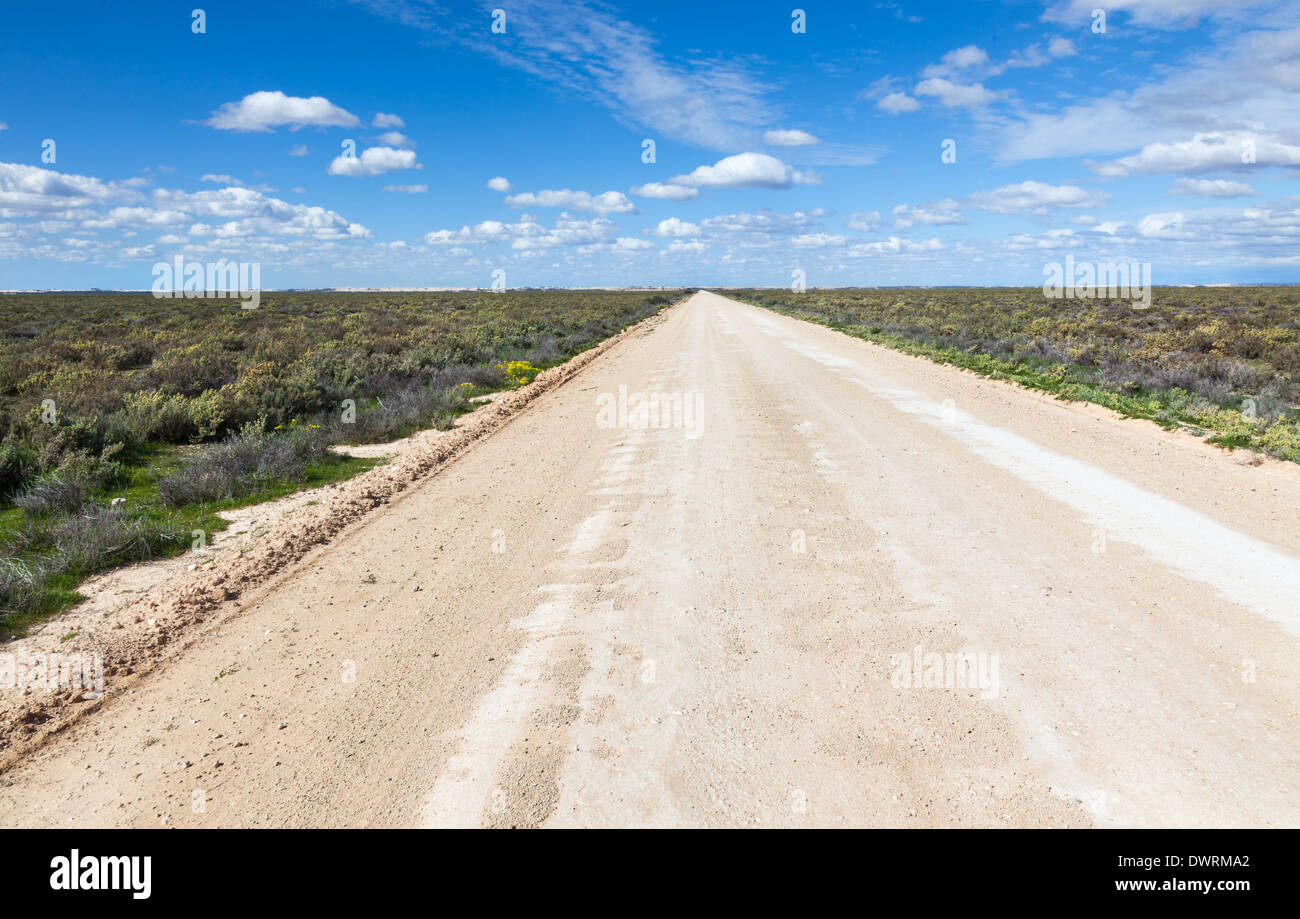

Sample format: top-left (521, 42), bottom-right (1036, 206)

top-left (1, 291), bottom-right (1297, 828)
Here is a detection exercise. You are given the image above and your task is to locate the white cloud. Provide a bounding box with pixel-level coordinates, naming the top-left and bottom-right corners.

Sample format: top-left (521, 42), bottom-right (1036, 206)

top-left (669, 152), bottom-right (817, 189)
top-left (372, 112), bottom-right (405, 128)
top-left (1137, 211), bottom-right (1191, 239)
top-left (0, 123), bottom-right (7, 131)
top-left (327, 146), bottom-right (422, 177)
top-left (1094, 131), bottom-right (1300, 177)
top-left (649, 217), bottom-right (700, 237)
top-left (1169, 177), bottom-right (1257, 197)
top-left (895, 35), bottom-right (1080, 117)
top-left (847, 237), bottom-right (944, 255)
top-left (487, 176), bottom-right (513, 193)
top-left (846, 211), bottom-right (882, 232)
top-left (792, 233), bottom-right (846, 248)
top-left (877, 92), bottom-right (920, 114)
top-left (965, 181), bottom-right (1109, 214)
top-left (922, 45), bottom-right (989, 78)
top-left (375, 131), bottom-right (415, 149)
top-left (629, 182), bottom-right (698, 200)
top-left (665, 238), bottom-right (707, 254)
top-left (1047, 37), bottom-right (1076, 58)
top-left (204, 90), bottom-right (360, 132)
top-left (424, 212), bottom-right (617, 250)
top-left (700, 208), bottom-right (825, 233)
top-left (1124, 200), bottom-right (1300, 262)
top-left (611, 237), bottom-right (654, 252)
top-left (81, 206), bottom-right (190, 230)
top-left (985, 39), bottom-right (1078, 77)
top-left (763, 129), bottom-right (820, 146)
top-left (914, 78), bottom-right (1000, 109)
top-left (151, 186), bottom-right (371, 239)
top-left (0, 161), bottom-right (139, 213)
top-left (504, 189), bottom-right (635, 215)
top-left (383, 184), bottom-right (428, 193)
top-left (1074, 215), bottom-right (1129, 235)
top-left (892, 199), bottom-right (965, 228)
top-left (288, 144), bottom-right (309, 156)
top-left (0, 167), bottom-right (374, 255)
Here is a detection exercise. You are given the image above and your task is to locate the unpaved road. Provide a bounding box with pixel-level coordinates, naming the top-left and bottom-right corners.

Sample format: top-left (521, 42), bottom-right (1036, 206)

top-left (3, 290), bottom-right (1299, 828)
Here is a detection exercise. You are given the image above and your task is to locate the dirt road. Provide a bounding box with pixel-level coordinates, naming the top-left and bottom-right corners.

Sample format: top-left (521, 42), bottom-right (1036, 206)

top-left (3, 291), bottom-right (1299, 828)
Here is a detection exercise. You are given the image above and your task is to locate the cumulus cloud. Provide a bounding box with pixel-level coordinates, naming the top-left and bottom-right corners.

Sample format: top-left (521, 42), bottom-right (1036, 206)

top-left (669, 152), bottom-right (818, 189)
top-left (150, 186), bottom-right (371, 239)
top-left (1169, 177), bottom-right (1257, 197)
top-left (914, 78), bottom-right (999, 109)
top-left (81, 206), bottom-right (190, 230)
top-left (327, 146), bottom-right (422, 177)
top-left (372, 112), bottom-right (405, 128)
top-left (610, 237), bottom-right (655, 252)
top-left (1047, 37), bottom-right (1076, 58)
top-left (375, 131), bottom-right (415, 149)
top-left (903, 37), bottom-right (1077, 111)
top-left (700, 208), bottom-right (825, 233)
top-left (0, 167), bottom-right (372, 255)
top-left (922, 45), bottom-right (989, 78)
top-left (0, 161), bottom-right (140, 213)
top-left (629, 182), bottom-right (698, 200)
top-left (503, 189), bottom-right (635, 215)
top-left (792, 233), bottom-right (846, 248)
top-left (847, 237), bottom-right (944, 255)
top-left (965, 180), bottom-right (1110, 214)
top-left (763, 129), bottom-right (820, 146)
top-left (1136, 211), bottom-right (1192, 239)
top-left (289, 144), bottom-right (309, 156)
top-left (878, 92), bottom-right (920, 114)
top-left (1093, 131), bottom-right (1300, 177)
top-left (383, 184), bottom-right (429, 193)
top-left (892, 200), bottom-right (965, 229)
top-left (649, 217), bottom-right (700, 237)
top-left (487, 176), bottom-right (513, 193)
top-left (204, 90), bottom-right (360, 132)
top-left (846, 211), bottom-right (882, 232)
top-left (424, 212), bottom-right (617, 250)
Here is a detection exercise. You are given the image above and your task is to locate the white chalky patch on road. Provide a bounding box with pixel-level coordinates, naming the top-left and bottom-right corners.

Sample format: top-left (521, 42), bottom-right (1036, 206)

top-left (418, 637), bottom-right (557, 827)
top-left (568, 507), bottom-right (615, 554)
top-left (762, 322), bottom-right (1300, 636)
top-left (421, 479), bottom-right (624, 825)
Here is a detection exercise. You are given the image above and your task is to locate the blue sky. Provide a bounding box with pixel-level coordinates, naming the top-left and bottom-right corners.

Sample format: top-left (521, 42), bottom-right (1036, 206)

top-left (2, 0), bottom-right (1298, 288)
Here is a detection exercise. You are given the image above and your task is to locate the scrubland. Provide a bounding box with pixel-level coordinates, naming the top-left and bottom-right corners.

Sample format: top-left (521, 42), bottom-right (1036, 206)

top-left (0, 289), bottom-right (678, 629)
